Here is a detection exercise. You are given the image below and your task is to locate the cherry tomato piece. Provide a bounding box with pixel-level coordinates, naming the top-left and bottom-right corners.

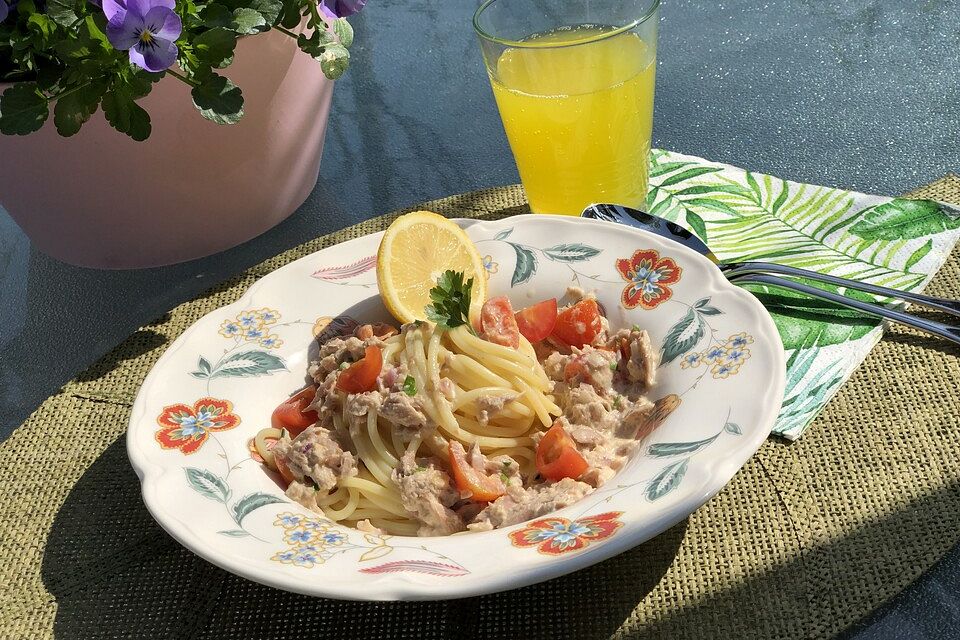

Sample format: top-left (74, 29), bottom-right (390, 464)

top-left (336, 345), bottom-right (383, 394)
top-left (552, 299), bottom-right (603, 349)
top-left (536, 422), bottom-right (589, 481)
top-left (480, 296), bottom-right (521, 349)
top-left (271, 386), bottom-right (319, 436)
top-left (275, 454), bottom-right (296, 486)
top-left (514, 298), bottom-right (558, 343)
top-left (448, 441), bottom-right (506, 502)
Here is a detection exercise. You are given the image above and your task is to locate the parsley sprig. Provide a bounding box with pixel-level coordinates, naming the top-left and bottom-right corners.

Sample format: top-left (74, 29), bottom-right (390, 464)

top-left (425, 270), bottom-right (474, 330)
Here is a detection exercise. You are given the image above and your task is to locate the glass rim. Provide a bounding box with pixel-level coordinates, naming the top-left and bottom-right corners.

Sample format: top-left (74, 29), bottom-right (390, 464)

top-left (472, 0), bottom-right (661, 49)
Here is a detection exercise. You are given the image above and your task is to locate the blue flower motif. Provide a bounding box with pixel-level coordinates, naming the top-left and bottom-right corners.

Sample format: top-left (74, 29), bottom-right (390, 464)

top-left (302, 518), bottom-right (331, 531)
top-left (219, 320), bottom-right (242, 338)
top-left (272, 549), bottom-right (296, 563)
top-left (275, 513), bottom-right (303, 528)
top-left (259, 334), bottom-right (283, 349)
top-left (724, 347), bottom-right (751, 366)
top-left (237, 312), bottom-right (259, 328)
top-left (322, 531), bottom-right (346, 546)
top-left (724, 332), bottom-right (754, 350)
top-left (243, 326), bottom-right (265, 341)
top-left (256, 308), bottom-right (280, 325)
top-left (680, 352), bottom-right (703, 369)
top-left (702, 346), bottom-right (726, 363)
top-left (284, 527), bottom-right (315, 545)
top-left (292, 549), bottom-right (320, 567)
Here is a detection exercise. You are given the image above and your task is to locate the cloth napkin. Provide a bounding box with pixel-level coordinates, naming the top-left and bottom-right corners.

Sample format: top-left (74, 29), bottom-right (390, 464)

top-left (647, 150), bottom-right (960, 439)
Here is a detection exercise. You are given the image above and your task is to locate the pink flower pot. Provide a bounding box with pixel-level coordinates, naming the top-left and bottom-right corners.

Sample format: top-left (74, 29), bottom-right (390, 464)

top-left (0, 28), bottom-right (334, 269)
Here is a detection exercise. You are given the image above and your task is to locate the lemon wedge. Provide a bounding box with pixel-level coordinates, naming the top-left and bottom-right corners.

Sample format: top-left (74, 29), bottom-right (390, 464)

top-left (377, 211), bottom-right (487, 324)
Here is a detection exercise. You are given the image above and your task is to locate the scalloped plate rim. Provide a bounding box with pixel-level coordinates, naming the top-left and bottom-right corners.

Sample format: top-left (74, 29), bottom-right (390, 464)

top-left (127, 214), bottom-right (785, 600)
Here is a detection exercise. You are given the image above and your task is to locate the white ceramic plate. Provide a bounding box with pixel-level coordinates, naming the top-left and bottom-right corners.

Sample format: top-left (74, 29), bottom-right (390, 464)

top-left (127, 215), bottom-right (784, 600)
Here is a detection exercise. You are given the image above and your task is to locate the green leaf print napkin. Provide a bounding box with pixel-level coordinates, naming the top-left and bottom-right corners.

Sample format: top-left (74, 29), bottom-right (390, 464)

top-left (647, 149), bottom-right (960, 439)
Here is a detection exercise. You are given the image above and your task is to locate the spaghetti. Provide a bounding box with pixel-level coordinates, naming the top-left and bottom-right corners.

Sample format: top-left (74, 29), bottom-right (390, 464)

top-left (255, 322), bottom-right (561, 535)
top-left (256, 291), bottom-right (660, 537)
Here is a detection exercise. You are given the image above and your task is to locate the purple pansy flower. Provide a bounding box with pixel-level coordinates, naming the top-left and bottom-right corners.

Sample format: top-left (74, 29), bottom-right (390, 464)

top-left (319, 0), bottom-right (365, 20)
top-left (103, 0), bottom-right (182, 72)
top-left (0, 1), bottom-right (10, 23)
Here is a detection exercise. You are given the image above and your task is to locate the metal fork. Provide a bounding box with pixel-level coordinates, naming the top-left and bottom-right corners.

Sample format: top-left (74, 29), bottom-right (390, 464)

top-left (581, 203), bottom-right (960, 345)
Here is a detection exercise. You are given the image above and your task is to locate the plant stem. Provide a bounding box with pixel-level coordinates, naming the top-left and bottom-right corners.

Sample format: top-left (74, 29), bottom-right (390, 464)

top-left (166, 68), bottom-right (198, 88)
top-left (47, 80), bottom-right (91, 103)
top-left (274, 24), bottom-right (300, 40)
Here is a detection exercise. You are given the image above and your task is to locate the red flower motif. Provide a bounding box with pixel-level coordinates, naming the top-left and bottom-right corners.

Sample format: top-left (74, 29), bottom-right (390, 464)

top-left (509, 512), bottom-right (624, 555)
top-left (615, 249), bottom-right (682, 310)
top-left (155, 397), bottom-right (240, 455)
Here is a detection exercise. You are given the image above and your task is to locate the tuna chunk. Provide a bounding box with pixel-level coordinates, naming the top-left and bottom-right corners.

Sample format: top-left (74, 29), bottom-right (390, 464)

top-left (475, 393), bottom-right (517, 426)
top-left (626, 330), bottom-right (657, 391)
top-left (313, 336), bottom-right (368, 379)
top-left (543, 346), bottom-right (618, 395)
top-left (468, 478), bottom-right (593, 531)
top-left (345, 392), bottom-right (382, 417)
top-left (392, 451), bottom-right (464, 536)
top-left (273, 425), bottom-right (357, 509)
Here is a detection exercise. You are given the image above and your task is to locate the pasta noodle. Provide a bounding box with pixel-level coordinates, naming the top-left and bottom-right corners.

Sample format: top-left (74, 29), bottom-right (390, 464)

top-left (255, 322), bottom-right (560, 535)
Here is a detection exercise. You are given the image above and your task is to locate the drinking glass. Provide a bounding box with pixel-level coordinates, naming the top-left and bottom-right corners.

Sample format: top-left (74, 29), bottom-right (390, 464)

top-left (474, 0), bottom-right (661, 216)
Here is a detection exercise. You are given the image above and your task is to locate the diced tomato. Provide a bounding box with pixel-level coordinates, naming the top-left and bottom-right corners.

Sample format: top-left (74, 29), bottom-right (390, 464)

top-left (536, 422), bottom-right (589, 481)
top-left (271, 386), bottom-right (319, 437)
top-left (552, 299), bottom-right (603, 349)
top-left (448, 441), bottom-right (506, 502)
top-left (480, 296), bottom-right (521, 349)
top-left (275, 454), bottom-right (295, 486)
top-left (336, 345), bottom-right (383, 394)
top-left (563, 357), bottom-right (593, 384)
top-left (514, 298), bottom-right (558, 343)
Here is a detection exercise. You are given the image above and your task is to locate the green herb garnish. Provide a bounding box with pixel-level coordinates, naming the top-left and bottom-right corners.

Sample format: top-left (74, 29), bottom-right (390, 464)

top-left (425, 270), bottom-right (474, 329)
top-left (632, 324), bottom-right (643, 332)
top-left (609, 361), bottom-right (618, 372)
top-left (613, 395), bottom-right (623, 410)
top-left (403, 375), bottom-right (418, 396)
top-left (338, 361), bottom-right (350, 370)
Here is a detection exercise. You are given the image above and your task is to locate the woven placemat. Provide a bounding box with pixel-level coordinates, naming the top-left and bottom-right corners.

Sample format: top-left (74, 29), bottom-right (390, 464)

top-left (2, 179), bottom-right (959, 640)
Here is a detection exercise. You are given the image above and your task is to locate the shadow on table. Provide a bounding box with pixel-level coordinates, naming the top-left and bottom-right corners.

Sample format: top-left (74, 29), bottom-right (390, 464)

top-left (40, 436), bottom-right (685, 640)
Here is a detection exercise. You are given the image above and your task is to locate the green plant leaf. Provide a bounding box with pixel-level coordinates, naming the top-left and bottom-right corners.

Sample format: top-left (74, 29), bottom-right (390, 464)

top-left (904, 239), bottom-right (933, 271)
top-left (0, 83), bottom-right (49, 135)
top-left (45, 0), bottom-right (79, 28)
top-left (849, 199), bottom-right (960, 240)
top-left (685, 211), bottom-right (707, 242)
top-left (493, 228), bottom-right (513, 241)
top-left (334, 17), bottom-right (354, 47)
top-left (190, 356), bottom-right (213, 379)
top-left (508, 243), bottom-right (537, 287)
top-left (232, 492), bottom-right (285, 524)
top-left (218, 529), bottom-right (250, 537)
top-left (659, 308), bottom-right (704, 365)
top-left (542, 243), bottom-right (601, 262)
top-left (210, 350), bottom-right (287, 378)
top-left (231, 7), bottom-right (267, 33)
top-left (185, 468), bottom-right (231, 503)
top-left (102, 85), bottom-right (151, 141)
top-left (200, 3), bottom-right (235, 28)
top-left (250, 0), bottom-right (282, 24)
top-left (646, 458), bottom-right (688, 501)
top-left (193, 27), bottom-right (237, 68)
top-left (647, 434), bottom-right (718, 457)
top-left (53, 78), bottom-right (107, 136)
top-left (319, 43), bottom-right (350, 79)
top-left (191, 73), bottom-right (244, 125)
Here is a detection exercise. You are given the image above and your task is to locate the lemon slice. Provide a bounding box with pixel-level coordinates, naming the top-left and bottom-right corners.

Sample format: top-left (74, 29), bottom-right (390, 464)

top-left (377, 211), bottom-right (487, 324)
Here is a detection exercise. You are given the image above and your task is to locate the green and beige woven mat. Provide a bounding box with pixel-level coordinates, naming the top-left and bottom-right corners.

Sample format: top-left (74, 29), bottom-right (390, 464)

top-left (645, 150), bottom-right (960, 438)
top-left (1, 168), bottom-right (959, 640)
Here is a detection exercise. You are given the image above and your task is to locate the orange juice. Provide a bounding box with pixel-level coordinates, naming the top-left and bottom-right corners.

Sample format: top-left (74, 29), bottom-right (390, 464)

top-left (489, 26), bottom-right (656, 215)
